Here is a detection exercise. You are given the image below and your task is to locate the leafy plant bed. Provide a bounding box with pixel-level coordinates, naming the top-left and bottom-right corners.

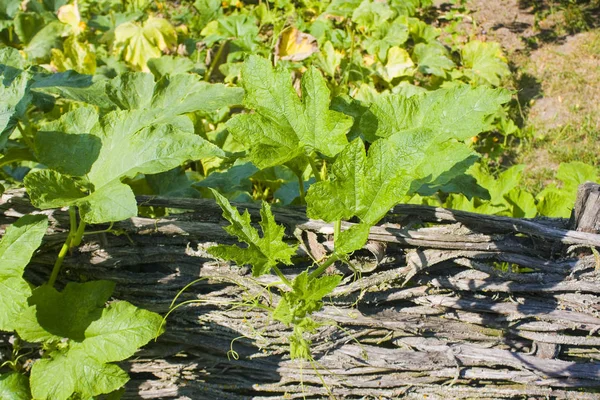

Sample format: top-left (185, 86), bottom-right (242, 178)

top-left (2, 187), bottom-right (600, 399)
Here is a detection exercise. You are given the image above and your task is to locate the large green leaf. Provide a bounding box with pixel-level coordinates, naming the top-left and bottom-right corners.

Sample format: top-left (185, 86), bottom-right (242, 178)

top-left (87, 114), bottom-right (221, 187)
top-left (208, 190), bottom-right (298, 277)
top-left (461, 40), bottom-right (511, 86)
top-left (23, 21), bottom-right (66, 62)
top-left (0, 214), bottom-right (48, 332)
top-left (23, 170), bottom-right (87, 209)
top-left (0, 70), bottom-right (32, 150)
top-left (444, 164), bottom-right (538, 218)
top-left (360, 85), bottom-right (511, 142)
top-left (35, 107), bottom-right (101, 176)
top-left (15, 281), bottom-right (164, 400)
top-left (25, 72), bottom-right (242, 223)
top-left (537, 162), bottom-right (599, 218)
top-left (75, 180), bottom-right (138, 224)
top-left (0, 372), bottom-right (31, 400)
top-left (106, 72), bottom-right (243, 115)
top-left (14, 11), bottom-right (44, 44)
top-left (414, 42), bottom-right (455, 77)
top-left (226, 56), bottom-right (353, 169)
top-left (306, 84), bottom-right (510, 226)
top-left (306, 135), bottom-right (474, 226)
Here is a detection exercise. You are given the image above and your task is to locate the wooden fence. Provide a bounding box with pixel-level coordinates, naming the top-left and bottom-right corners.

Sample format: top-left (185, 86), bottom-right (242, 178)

top-left (1, 183), bottom-right (600, 399)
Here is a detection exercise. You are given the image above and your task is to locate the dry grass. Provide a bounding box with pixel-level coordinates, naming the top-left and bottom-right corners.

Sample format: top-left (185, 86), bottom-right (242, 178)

top-left (517, 29), bottom-right (600, 191)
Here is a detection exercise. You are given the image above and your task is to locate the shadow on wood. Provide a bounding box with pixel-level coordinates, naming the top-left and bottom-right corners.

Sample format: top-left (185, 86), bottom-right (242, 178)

top-left (1, 184), bottom-right (600, 399)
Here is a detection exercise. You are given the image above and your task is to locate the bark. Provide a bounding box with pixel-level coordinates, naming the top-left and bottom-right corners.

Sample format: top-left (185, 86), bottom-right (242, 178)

top-left (2, 187), bottom-right (600, 399)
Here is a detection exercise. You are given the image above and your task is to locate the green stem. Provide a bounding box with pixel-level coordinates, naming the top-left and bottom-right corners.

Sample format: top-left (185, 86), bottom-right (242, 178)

top-left (71, 218), bottom-right (86, 248)
top-left (297, 173), bottom-right (306, 204)
top-left (69, 207), bottom-right (77, 233)
top-left (272, 265), bottom-right (293, 288)
top-left (333, 220), bottom-right (341, 243)
top-left (308, 156), bottom-right (322, 182)
top-left (309, 253), bottom-right (341, 280)
top-left (48, 236), bottom-right (71, 287)
top-left (15, 122), bottom-right (34, 150)
top-left (48, 208), bottom-right (86, 287)
top-left (84, 222), bottom-right (115, 236)
top-left (204, 40), bottom-right (228, 82)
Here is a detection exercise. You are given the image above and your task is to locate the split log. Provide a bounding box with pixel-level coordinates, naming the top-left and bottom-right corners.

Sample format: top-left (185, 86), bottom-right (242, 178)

top-left (2, 186), bottom-right (600, 399)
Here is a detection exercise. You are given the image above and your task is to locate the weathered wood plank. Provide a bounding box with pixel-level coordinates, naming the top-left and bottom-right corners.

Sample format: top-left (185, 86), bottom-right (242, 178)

top-left (2, 186), bottom-right (600, 399)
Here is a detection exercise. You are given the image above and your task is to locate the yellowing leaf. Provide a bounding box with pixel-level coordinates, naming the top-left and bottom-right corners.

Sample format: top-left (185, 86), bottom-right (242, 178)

top-left (275, 27), bottom-right (318, 62)
top-left (51, 36), bottom-right (96, 75)
top-left (57, 1), bottom-right (85, 35)
top-left (378, 46), bottom-right (414, 82)
top-left (114, 17), bottom-right (177, 71)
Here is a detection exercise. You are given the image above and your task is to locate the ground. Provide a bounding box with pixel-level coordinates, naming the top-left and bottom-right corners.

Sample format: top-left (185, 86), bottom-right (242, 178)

top-left (461, 0), bottom-right (600, 192)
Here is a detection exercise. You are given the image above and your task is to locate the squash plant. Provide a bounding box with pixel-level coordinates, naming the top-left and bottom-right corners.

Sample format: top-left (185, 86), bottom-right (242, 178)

top-left (0, 47), bottom-right (243, 399)
top-left (197, 55), bottom-right (511, 359)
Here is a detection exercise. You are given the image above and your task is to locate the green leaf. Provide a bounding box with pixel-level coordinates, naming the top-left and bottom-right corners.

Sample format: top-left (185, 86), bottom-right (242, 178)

top-left (75, 181), bottom-right (138, 224)
top-left (15, 281), bottom-right (164, 400)
top-left (336, 223), bottom-right (370, 255)
top-left (408, 17), bottom-right (439, 44)
top-left (414, 42), bottom-right (455, 77)
top-left (147, 55), bottom-right (195, 78)
top-left (149, 74), bottom-right (243, 115)
top-left (144, 167), bottom-right (201, 198)
top-left (363, 19), bottom-right (409, 61)
top-left (0, 69), bottom-right (32, 150)
top-left (468, 164), bottom-right (525, 205)
top-left (87, 115), bottom-right (220, 188)
top-left (0, 0), bottom-right (20, 20)
top-left (24, 170), bottom-right (87, 209)
top-left (273, 271), bottom-right (341, 324)
top-left (208, 190), bottom-right (298, 277)
top-left (30, 351), bottom-right (128, 400)
top-left (505, 188), bottom-right (537, 218)
top-left (14, 11), bottom-right (45, 44)
top-left (23, 21), bottom-right (66, 62)
top-left (360, 85), bottom-right (511, 142)
top-left (461, 40), bottom-right (511, 86)
top-left (0, 214), bottom-right (48, 332)
top-left (315, 41), bottom-right (342, 78)
top-left (16, 281), bottom-right (114, 343)
top-left (536, 162), bottom-right (598, 218)
top-left (226, 56), bottom-right (352, 169)
top-left (556, 161), bottom-right (598, 192)
top-left (0, 372), bottom-right (31, 400)
top-left (307, 133), bottom-right (476, 226)
top-left (106, 72), bottom-right (155, 110)
top-left (26, 80), bottom-right (231, 223)
top-left (417, 166), bottom-right (489, 200)
top-left (106, 72), bottom-right (243, 114)
top-left (446, 164), bottom-right (538, 217)
top-left (35, 107), bottom-right (101, 176)
top-left (193, 0), bottom-right (223, 27)
top-left (330, 95), bottom-right (369, 141)
top-left (537, 189), bottom-right (571, 218)
top-left (326, 0), bottom-right (362, 17)
top-left (195, 162), bottom-right (259, 195)
top-left (0, 46), bottom-right (29, 71)
top-left (352, 0), bottom-right (395, 31)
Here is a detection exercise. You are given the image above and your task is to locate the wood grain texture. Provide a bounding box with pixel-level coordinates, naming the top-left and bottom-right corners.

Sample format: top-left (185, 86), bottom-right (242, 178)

top-left (2, 188), bottom-right (600, 399)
